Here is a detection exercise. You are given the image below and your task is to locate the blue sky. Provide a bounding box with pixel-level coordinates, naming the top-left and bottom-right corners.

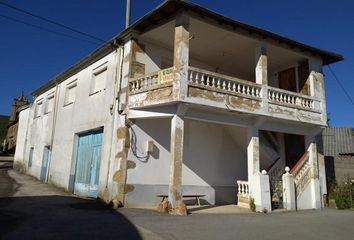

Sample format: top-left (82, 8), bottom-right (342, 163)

top-left (0, 0), bottom-right (353, 127)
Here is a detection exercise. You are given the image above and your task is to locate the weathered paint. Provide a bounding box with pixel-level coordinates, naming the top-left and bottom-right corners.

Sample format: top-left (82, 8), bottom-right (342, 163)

top-left (173, 12), bottom-right (190, 101)
top-left (168, 113), bottom-right (187, 215)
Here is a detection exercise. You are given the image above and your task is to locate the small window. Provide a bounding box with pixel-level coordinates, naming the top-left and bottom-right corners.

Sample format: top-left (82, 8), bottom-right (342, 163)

top-left (44, 95), bottom-right (55, 114)
top-left (34, 100), bottom-right (43, 118)
top-left (90, 66), bottom-right (107, 95)
top-left (64, 80), bottom-right (77, 106)
top-left (28, 147), bottom-right (34, 167)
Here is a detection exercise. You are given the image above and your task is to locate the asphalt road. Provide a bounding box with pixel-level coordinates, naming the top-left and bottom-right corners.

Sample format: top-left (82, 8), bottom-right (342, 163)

top-left (1, 163), bottom-right (354, 240)
top-left (0, 163), bottom-right (153, 240)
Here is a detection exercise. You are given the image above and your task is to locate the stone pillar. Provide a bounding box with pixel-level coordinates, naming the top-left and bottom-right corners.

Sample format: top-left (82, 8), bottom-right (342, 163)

top-left (119, 39), bottom-right (133, 112)
top-left (168, 114), bottom-right (187, 215)
top-left (112, 125), bottom-right (131, 208)
top-left (306, 135), bottom-right (322, 209)
top-left (308, 58), bottom-right (326, 123)
top-left (256, 43), bottom-right (269, 112)
top-left (173, 12), bottom-right (190, 101)
top-left (282, 167), bottom-right (296, 210)
top-left (255, 43), bottom-right (268, 85)
top-left (247, 127), bottom-right (260, 183)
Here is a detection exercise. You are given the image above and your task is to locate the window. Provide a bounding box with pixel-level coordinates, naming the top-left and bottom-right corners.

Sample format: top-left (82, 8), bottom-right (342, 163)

top-left (34, 100), bottom-right (43, 118)
top-left (28, 147), bottom-right (34, 167)
top-left (64, 80), bottom-right (77, 106)
top-left (44, 94), bottom-right (55, 114)
top-left (90, 65), bottom-right (107, 95)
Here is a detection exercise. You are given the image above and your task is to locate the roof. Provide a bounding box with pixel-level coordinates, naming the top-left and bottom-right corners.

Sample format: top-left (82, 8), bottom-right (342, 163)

top-left (321, 128), bottom-right (354, 156)
top-left (32, 0), bottom-right (344, 96)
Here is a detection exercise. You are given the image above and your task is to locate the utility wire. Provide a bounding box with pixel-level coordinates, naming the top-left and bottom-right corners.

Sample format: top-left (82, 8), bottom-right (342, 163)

top-left (327, 65), bottom-right (354, 107)
top-left (0, 13), bottom-right (100, 46)
top-left (0, 1), bottom-right (106, 43)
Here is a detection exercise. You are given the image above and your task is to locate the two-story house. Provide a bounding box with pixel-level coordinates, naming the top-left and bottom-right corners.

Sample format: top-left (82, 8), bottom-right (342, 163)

top-left (14, 0), bottom-right (343, 215)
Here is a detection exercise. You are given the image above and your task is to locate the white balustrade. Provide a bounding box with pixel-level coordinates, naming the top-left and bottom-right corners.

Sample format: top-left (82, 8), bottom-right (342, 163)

top-left (236, 180), bottom-right (250, 197)
top-left (129, 72), bottom-right (160, 93)
top-left (188, 67), bottom-right (262, 99)
top-left (129, 67), bottom-right (174, 93)
top-left (268, 87), bottom-right (317, 110)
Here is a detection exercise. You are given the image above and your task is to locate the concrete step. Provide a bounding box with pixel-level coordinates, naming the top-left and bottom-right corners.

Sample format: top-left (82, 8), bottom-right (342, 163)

top-left (0, 154), bottom-right (14, 162)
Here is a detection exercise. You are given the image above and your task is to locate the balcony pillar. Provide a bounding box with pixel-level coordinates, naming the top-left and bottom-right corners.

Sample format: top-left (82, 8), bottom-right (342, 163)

top-left (256, 43), bottom-right (269, 112)
top-left (168, 105), bottom-right (187, 215)
top-left (173, 12), bottom-right (190, 101)
top-left (255, 43), bottom-right (268, 85)
top-left (308, 58), bottom-right (326, 122)
top-left (247, 127), bottom-right (272, 212)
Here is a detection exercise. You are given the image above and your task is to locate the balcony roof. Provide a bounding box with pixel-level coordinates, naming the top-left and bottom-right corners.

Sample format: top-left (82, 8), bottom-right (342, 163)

top-left (32, 0), bottom-right (343, 96)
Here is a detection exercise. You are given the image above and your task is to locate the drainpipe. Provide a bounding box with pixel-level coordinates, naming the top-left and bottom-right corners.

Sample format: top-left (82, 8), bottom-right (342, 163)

top-left (46, 81), bottom-right (60, 182)
top-left (105, 44), bottom-right (122, 191)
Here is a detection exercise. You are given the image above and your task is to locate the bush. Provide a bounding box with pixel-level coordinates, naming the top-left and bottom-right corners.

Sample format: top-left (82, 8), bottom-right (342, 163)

top-left (329, 179), bottom-right (354, 209)
top-left (249, 197), bottom-right (256, 212)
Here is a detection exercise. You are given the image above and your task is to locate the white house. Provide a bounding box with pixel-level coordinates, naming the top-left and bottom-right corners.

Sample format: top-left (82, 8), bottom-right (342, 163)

top-left (14, 0), bottom-right (343, 215)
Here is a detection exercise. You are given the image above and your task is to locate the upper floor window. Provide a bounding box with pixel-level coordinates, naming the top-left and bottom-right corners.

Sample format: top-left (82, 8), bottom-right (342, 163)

top-left (44, 94), bottom-right (55, 114)
top-left (34, 100), bottom-right (43, 118)
top-left (64, 80), bottom-right (77, 106)
top-left (90, 65), bottom-right (107, 95)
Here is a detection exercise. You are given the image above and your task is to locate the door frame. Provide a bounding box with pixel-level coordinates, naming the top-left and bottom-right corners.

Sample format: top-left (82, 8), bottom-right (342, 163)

top-left (40, 145), bottom-right (51, 182)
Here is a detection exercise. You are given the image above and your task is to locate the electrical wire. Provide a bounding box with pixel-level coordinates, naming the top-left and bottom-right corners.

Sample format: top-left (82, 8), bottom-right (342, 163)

top-left (327, 65), bottom-right (354, 107)
top-left (0, 1), bottom-right (106, 43)
top-left (0, 13), bottom-right (100, 46)
top-left (130, 127), bottom-right (150, 162)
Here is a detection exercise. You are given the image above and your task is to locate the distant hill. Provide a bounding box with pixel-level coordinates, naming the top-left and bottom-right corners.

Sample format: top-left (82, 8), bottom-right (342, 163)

top-left (0, 115), bottom-right (9, 146)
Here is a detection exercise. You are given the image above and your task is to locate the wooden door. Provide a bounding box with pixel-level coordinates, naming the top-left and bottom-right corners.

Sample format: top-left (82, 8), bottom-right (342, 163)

top-left (278, 67), bottom-right (297, 92)
top-left (74, 129), bottom-right (103, 198)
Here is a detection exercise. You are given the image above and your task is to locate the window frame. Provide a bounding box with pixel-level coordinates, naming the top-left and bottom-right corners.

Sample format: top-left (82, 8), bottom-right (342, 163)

top-left (89, 63), bottom-right (108, 96)
top-left (63, 79), bottom-right (77, 107)
top-left (44, 93), bottom-right (55, 114)
top-left (34, 99), bottom-right (43, 118)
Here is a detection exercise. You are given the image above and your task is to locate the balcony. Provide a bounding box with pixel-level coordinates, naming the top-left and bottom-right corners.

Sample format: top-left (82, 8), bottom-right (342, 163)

top-left (128, 66), bottom-right (324, 125)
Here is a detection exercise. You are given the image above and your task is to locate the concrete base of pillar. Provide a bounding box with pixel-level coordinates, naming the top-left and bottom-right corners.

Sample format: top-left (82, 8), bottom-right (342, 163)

top-left (157, 200), bottom-right (188, 216)
top-left (157, 200), bottom-right (169, 214)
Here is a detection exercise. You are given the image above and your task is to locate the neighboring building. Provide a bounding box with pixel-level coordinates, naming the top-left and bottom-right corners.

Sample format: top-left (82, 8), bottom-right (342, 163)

top-left (0, 115), bottom-right (10, 152)
top-left (318, 128), bottom-right (354, 183)
top-left (14, 1), bottom-right (343, 214)
top-left (3, 94), bottom-right (29, 153)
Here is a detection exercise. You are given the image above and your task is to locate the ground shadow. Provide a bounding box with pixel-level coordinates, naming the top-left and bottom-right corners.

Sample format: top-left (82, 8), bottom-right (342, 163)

top-left (0, 195), bottom-right (142, 240)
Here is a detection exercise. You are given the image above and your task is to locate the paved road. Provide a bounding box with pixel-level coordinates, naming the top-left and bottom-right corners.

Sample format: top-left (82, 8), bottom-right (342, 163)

top-left (0, 165), bottom-right (153, 240)
top-left (1, 165), bottom-right (354, 240)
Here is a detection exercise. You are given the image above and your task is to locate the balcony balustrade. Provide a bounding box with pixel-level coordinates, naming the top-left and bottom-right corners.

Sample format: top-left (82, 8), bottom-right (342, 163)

top-left (128, 66), bottom-right (324, 125)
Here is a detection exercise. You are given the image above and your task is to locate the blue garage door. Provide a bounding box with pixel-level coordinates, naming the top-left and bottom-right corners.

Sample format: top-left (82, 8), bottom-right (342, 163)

top-left (74, 130), bottom-right (103, 198)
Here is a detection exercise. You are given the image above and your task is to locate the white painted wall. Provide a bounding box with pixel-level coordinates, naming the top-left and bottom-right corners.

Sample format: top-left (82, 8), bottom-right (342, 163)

top-left (14, 50), bottom-right (122, 201)
top-left (13, 108), bottom-right (30, 171)
top-left (126, 118), bottom-right (248, 205)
